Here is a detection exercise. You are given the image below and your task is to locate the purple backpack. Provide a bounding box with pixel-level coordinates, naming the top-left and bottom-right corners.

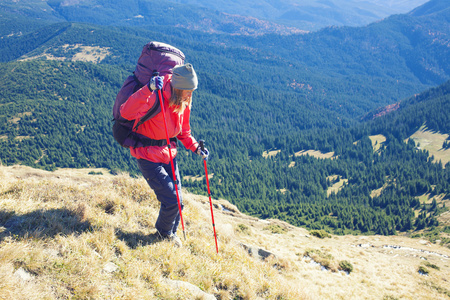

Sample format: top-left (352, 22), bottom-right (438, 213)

top-left (112, 41), bottom-right (185, 148)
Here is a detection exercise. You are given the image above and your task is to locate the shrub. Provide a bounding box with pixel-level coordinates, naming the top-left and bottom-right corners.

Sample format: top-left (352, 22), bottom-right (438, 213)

top-left (304, 248), bottom-right (337, 271)
top-left (424, 262), bottom-right (440, 271)
top-left (88, 171), bottom-right (103, 175)
top-left (310, 229), bottom-right (331, 239)
top-left (418, 266), bottom-right (429, 275)
top-left (236, 223), bottom-right (250, 234)
top-left (338, 260), bottom-right (353, 274)
top-left (264, 224), bottom-right (287, 234)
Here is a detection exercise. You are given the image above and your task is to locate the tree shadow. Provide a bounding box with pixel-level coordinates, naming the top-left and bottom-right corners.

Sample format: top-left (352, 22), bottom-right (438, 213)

top-left (115, 229), bottom-right (160, 249)
top-left (0, 208), bottom-right (91, 241)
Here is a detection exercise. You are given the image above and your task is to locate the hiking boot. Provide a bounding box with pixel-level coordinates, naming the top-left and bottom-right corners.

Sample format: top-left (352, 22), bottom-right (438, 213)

top-left (168, 233), bottom-right (183, 248)
top-left (157, 231), bottom-right (183, 248)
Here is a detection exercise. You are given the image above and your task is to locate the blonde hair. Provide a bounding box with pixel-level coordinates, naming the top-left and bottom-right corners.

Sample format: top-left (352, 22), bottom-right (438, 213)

top-left (169, 87), bottom-right (193, 113)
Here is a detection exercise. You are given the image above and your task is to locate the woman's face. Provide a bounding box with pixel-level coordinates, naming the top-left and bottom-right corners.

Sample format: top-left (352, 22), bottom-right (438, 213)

top-left (170, 88), bottom-right (194, 112)
top-left (180, 90), bottom-right (193, 102)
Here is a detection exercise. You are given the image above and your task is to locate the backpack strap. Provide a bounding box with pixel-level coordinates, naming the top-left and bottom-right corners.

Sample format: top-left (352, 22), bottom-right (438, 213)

top-left (132, 134), bottom-right (177, 148)
top-left (133, 89), bottom-right (163, 131)
top-left (132, 73), bottom-right (144, 91)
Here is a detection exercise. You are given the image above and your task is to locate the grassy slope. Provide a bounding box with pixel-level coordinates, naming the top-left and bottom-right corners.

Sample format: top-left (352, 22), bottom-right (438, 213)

top-left (1, 165), bottom-right (449, 299)
top-left (408, 125), bottom-right (450, 166)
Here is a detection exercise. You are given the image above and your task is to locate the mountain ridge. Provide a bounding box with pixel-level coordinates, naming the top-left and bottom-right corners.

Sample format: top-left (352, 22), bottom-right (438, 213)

top-left (0, 0), bottom-right (437, 36)
top-left (409, 0), bottom-right (450, 17)
top-left (168, 0), bottom-right (431, 30)
top-left (0, 0), bottom-right (306, 36)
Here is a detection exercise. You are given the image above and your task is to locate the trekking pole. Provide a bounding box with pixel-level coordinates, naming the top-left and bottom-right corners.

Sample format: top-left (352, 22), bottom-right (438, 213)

top-left (154, 72), bottom-right (186, 240)
top-left (199, 140), bottom-right (219, 253)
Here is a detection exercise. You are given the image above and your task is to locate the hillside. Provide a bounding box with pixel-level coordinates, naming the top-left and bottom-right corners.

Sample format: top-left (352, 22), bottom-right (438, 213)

top-left (244, 80), bottom-right (450, 235)
top-left (1, 165), bottom-right (449, 299)
top-left (0, 0), bottom-right (449, 238)
top-left (2, 62), bottom-right (448, 237)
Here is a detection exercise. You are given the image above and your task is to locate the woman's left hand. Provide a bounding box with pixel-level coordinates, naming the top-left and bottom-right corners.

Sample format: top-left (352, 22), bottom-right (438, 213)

top-left (196, 146), bottom-right (210, 160)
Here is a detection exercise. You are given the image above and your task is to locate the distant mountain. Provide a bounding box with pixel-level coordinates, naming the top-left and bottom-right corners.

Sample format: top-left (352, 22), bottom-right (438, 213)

top-left (216, 0), bottom-right (450, 108)
top-left (409, 0), bottom-right (450, 17)
top-left (0, 0), bottom-right (432, 36)
top-left (1, 0), bottom-right (449, 118)
top-left (0, 0), bottom-right (304, 36)
top-left (168, 0), bottom-right (430, 30)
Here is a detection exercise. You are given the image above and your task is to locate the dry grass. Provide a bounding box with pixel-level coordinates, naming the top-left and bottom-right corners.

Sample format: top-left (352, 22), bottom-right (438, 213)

top-left (1, 165), bottom-right (450, 299)
top-left (19, 44), bottom-right (110, 64)
top-left (439, 209), bottom-right (450, 226)
top-left (0, 165), bottom-right (303, 299)
top-left (262, 149), bottom-right (281, 158)
top-left (184, 173), bottom-right (214, 182)
top-left (294, 150), bottom-right (336, 159)
top-left (369, 134), bottom-right (387, 153)
top-left (407, 125), bottom-right (450, 166)
top-left (326, 175), bottom-right (348, 197)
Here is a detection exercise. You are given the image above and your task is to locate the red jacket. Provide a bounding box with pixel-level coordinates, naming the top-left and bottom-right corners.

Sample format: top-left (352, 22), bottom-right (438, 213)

top-left (120, 75), bottom-right (199, 164)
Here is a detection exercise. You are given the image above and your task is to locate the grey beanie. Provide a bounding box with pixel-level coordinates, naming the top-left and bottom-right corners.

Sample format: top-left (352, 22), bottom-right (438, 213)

top-left (171, 63), bottom-right (198, 90)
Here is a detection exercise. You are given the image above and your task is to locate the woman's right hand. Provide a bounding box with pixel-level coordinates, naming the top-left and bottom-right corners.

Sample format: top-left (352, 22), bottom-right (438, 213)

top-left (148, 75), bottom-right (164, 91)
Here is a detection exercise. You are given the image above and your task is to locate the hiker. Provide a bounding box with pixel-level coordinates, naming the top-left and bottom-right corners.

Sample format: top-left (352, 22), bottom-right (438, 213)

top-left (119, 63), bottom-right (209, 246)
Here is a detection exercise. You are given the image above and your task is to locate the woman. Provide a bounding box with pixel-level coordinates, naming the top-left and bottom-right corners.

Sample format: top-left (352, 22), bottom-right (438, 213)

top-left (120, 63), bottom-right (208, 247)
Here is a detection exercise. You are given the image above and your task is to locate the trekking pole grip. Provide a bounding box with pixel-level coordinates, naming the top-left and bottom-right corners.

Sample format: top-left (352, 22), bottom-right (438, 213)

top-left (199, 139), bottom-right (205, 151)
top-left (151, 70), bottom-right (162, 91)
